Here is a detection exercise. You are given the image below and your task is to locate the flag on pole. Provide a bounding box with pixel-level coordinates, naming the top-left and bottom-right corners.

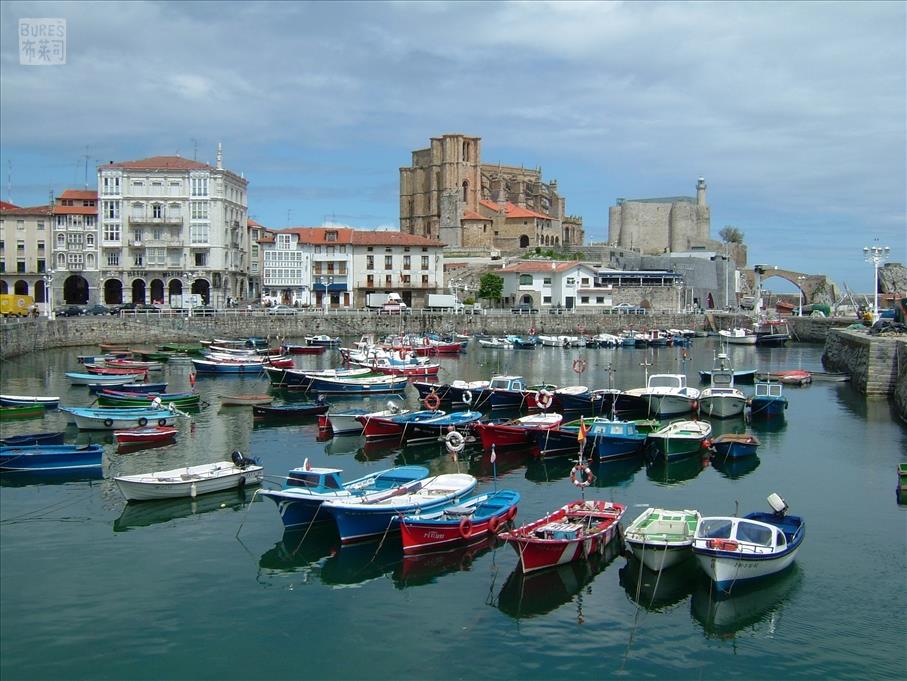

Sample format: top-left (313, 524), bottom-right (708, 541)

top-left (577, 416), bottom-right (587, 443)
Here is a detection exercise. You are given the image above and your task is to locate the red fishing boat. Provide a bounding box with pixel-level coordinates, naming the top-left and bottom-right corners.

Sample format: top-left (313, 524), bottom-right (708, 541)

top-left (472, 413), bottom-right (563, 450)
top-left (86, 365), bottom-right (149, 377)
top-left (114, 425), bottom-right (178, 445)
top-left (282, 344), bottom-right (326, 355)
top-left (499, 499), bottom-right (625, 573)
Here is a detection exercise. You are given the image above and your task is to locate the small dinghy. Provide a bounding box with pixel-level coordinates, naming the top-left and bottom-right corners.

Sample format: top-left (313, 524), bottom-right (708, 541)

top-left (0, 394), bottom-right (60, 408)
top-left (114, 451), bottom-right (263, 501)
top-left (114, 426), bottom-right (178, 445)
top-left (0, 431), bottom-right (65, 447)
top-left (710, 433), bottom-right (760, 459)
top-left (252, 401), bottom-right (331, 420)
top-left (219, 394), bottom-right (274, 406)
top-left (0, 444), bottom-right (104, 472)
top-left (623, 507), bottom-right (701, 571)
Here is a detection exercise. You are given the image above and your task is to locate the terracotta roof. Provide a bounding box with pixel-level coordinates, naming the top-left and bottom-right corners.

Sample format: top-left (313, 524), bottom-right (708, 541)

top-left (0, 204), bottom-right (52, 216)
top-left (278, 227), bottom-right (355, 245)
top-left (53, 205), bottom-right (97, 215)
top-left (498, 260), bottom-right (580, 273)
top-left (478, 199), bottom-right (551, 221)
top-left (248, 218), bottom-right (263, 228)
top-left (0, 200), bottom-right (20, 210)
top-left (59, 189), bottom-right (97, 200)
top-left (102, 156), bottom-right (214, 171)
top-left (275, 227), bottom-right (445, 248)
top-left (462, 210), bottom-right (490, 221)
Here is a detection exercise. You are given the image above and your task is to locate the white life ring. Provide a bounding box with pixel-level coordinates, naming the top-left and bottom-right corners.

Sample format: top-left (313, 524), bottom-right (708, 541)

top-left (461, 390), bottom-right (473, 406)
top-left (537, 389), bottom-right (554, 410)
top-left (570, 463), bottom-right (595, 488)
top-left (445, 430), bottom-right (465, 453)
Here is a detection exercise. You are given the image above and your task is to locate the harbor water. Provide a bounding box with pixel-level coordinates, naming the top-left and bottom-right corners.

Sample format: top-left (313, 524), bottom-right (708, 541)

top-left (1, 338), bottom-right (904, 680)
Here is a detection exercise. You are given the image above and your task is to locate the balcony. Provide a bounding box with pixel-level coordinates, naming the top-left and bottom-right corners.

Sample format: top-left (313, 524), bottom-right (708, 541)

top-left (128, 216), bottom-right (183, 227)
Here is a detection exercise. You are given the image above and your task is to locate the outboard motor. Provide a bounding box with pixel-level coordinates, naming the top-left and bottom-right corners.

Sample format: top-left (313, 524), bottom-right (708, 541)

top-left (231, 449), bottom-right (256, 469)
top-left (767, 492), bottom-right (788, 518)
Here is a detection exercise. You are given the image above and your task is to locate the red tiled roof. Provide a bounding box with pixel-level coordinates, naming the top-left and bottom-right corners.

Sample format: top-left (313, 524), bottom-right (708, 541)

top-left (478, 199), bottom-right (551, 221)
top-left (498, 260), bottom-right (580, 273)
top-left (278, 227), bottom-right (355, 245)
top-left (462, 210), bottom-right (490, 221)
top-left (53, 205), bottom-right (97, 215)
top-left (276, 227), bottom-right (445, 248)
top-left (0, 200), bottom-right (20, 210)
top-left (248, 218), bottom-right (263, 228)
top-left (102, 156), bottom-right (214, 171)
top-left (0, 204), bottom-right (52, 216)
top-left (59, 189), bottom-right (97, 200)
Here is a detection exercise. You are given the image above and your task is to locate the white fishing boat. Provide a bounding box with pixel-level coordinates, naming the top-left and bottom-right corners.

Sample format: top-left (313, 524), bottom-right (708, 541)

top-left (625, 374), bottom-right (701, 417)
top-left (65, 372), bottom-right (145, 386)
top-left (114, 452), bottom-right (263, 501)
top-left (718, 328), bottom-right (758, 345)
top-left (61, 406), bottom-right (181, 430)
top-left (698, 353), bottom-right (748, 418)
top-left (624, 507), bottom-right (702, 571)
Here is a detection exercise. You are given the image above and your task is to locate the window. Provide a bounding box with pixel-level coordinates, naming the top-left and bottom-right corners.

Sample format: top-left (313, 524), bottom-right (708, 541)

top-left (366, 255), bottom-right (374, 270)
top-left (147, 248), bottom-right (166, 265)
top-left (151, 181), bottom-right (163, 196)
top-left (102, 175), bottom-right (120, 195)
top-left (152, 228), bottom-right (162, 241)
top-left (581, 278), bottom-right (591, 287)
top-left (401, 274), bottom-right (410, 284)
top-left (104, 224), bottom-right (121, 242)
top-left (131, 203), bottom-right (144, 219)
top-left (133, 253), bottom-right (143, 266)
top-left (85, 234), bottom-right (95, 247)
top-left (566, 277), bottom-right (575, 287)
top-left (543, 296), bottom-right (552, 304)
top-left (519, 274), bottom-right (533, 286)
top-left (37, 241), bottom-right (45, 253)
top-left (596, 296), bottom-right (605, 304)
top-left (326, 231), bottom-right (337, 242)
top-left (103, 200), bottom-right (120, 219)
top-left (421, 256), bottom-right (429, 270)
top-left (543, 277), bottom-right (552, 285)
top-left (56, 233), bottom-right (65, 248)
top-left (422, 274), bottom-right (428, 285)
top-left (384, 255), bottom-right (392, 270)
top-left (385, 274), bottom-right (392, 286)
top-left (194, 252), bottom-right (207, 267)
top-left (191, 177), bottom-right (208, 196)
top-left (169, 181), bottom-right (181, 196)
top-left (16, 261), bottom-right (25, 273)
top-left (67, 253), bottom-right (84, 267)
top-left (37, 259), bottom-right (45, 273)
top-left (132, 180), bottom-right (145, 191)
top-left (16, 220), bottom-right (24, 231)
top-left (67, 233), bottom-right (83, 247)
top-left (366, 275), bottom-right (374, 286)
top-left (106, 251), bottom-right (119, 267)
top-left (403, 255), bottom-right (411, 270)
top-left (190, 224), bottom-right (209, 244)
top-left (16, 240), bottom-right (24, 253)
top-left (581, 296), bottom-right (589, 304)
top-left (152, 204), bottom-right (162, 219)
top-left (37, 221), bottom-right (45, 231)
top-left (190, 201), bottom-right (208, 220)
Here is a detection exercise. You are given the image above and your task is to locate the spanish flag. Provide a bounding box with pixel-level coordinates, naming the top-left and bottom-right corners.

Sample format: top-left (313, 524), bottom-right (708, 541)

top-left (577, 416), bottom-right (587, 443)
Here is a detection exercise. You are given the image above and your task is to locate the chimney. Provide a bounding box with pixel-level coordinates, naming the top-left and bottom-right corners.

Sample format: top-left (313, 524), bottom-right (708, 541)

top-left (216, 142), bottom-right (223, 170)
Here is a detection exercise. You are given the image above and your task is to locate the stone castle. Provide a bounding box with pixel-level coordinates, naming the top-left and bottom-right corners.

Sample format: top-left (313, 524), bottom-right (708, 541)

top-left (399, 133), bottom-right (584, 251)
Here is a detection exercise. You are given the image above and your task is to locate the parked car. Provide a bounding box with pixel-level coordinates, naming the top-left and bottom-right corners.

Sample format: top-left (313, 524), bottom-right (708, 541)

top-left (116, 302), bottom-right (158, 313)
top-left (85, 304), bottom-right (113, 316)
top-left (267, 305), bottom-right (297, 316)
top-left (192, 306), bottom-right (217, 317)
top-left (613, 303), bottom-right (646, 314)
top-left (511, 303), bottom-right (538, 314)
top-left (55, 305), bottom-right (84, 317)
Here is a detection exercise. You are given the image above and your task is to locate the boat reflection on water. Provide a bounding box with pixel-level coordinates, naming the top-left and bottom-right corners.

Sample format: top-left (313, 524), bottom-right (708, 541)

top-left (711, 454), bottom-right (761, 480)
top-left (691, 564), bottom-right (802, 639)
top-left (645, 452), bottom-right (708, 486)
top-left (619, 555), bottom-right (699, 612)
top-left (748, 417), bottom-right (788, 435)
top-left (392, 534), bottom-right (499, 589)
top-left (593, 457), bottom-right (645, 488)
top-left (0, 466), bottom-right (103, 488)
top-left (705, 416), bottom-right (748, 439)
top-left (114, 487), bottom-right (257, 532)
top-left (320, 537), bottom-right (403, 586)
top-left (467, 446), bottom-right (530, 481)
top-left (524, 456), bottom-right (574, 484)
top-left (258, 525), bottom-right (340, 577)
top-left (116, 438), bottom-right (178, 456)
top-left (323, 433), bottom-right (363, 456)
top-left (355, 438), bottom-right (400, 463)
top-left (496, 538), bottom-right (622, 620)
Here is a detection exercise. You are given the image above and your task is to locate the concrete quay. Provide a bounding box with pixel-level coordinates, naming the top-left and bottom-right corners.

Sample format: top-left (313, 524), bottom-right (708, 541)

top-left (822, 328), bottom-right (907, 417)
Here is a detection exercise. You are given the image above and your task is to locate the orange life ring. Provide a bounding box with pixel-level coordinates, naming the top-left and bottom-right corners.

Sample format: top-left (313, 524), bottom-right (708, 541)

top-left (424, 392), bottom-right (441, 411)
top-left (702, 439), bottom-right (713, 449)
top-left (707, 538), bottom-right (739, 551)
top-left (458, 517), bottom-right (473, 539)
top-left (570, 464), bottom-right (594, 487)
top-left (572, 358), bottom-right (587, 374)
top-left (537, 389), bottom-right (554, 410)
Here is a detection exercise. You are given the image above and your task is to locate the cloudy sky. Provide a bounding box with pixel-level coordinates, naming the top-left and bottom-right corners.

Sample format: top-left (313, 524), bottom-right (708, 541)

top-left (1, 1), bottom-right (904, 291)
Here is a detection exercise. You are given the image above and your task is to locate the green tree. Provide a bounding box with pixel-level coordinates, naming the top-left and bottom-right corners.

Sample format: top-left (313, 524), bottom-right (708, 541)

top-left (719, 225), bottom-right (744, 243)
top-left (478, 273), bottom-right (504, 304)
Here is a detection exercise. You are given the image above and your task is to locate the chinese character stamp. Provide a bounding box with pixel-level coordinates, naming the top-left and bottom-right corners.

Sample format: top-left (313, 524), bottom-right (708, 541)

top-left (19, 18), bottom-right (66, 66)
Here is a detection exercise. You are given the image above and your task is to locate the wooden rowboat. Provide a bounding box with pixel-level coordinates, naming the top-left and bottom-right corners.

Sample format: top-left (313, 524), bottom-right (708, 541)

top-left (219, 394), bottom-right (274, 406)
top-left (114, 426), bottom-right (178, 445)
top-left (0, 404), bottom-right (46, 419)
top-left (0, 394), bottom-right (60, 408)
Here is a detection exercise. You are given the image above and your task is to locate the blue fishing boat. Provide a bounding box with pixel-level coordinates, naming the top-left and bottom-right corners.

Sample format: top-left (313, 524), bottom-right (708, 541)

top-left (103, 382), bottom-right (168, 394)
top-left (0, 444), bottom-right (104, 472)
top-left (749, 381), bottom-right (788, 419)
top-left (710, 433), bottom-right (761, 459)
top-left (306, 373), bottom-right (409, 395)
top-left (66, 372), bottom-right (145, 387)
top-left (190, 358), bottom-right (264, 374)
top-left (692, 493), bottom-right (805, 592)
top-left (587, 418), bottom-right (649, 461)
top-left (399, 410), bottom-right (484, 444)
top-left (260, 464), bottom-right (430, 530)
top-left (0, 431), bottom-right (65, 447)
top-left (0, 395), bottom-right (60, 408)
top-left (320, 473), bottom-right (478, 544)
top-left (399, 489), bottom-right (521, 554)
top-left (412, 380), bottom-right (492, 410)
top-left (61, 406), bottom-right (180, 430)
top-left (488, 375), bottom-right (532, 410)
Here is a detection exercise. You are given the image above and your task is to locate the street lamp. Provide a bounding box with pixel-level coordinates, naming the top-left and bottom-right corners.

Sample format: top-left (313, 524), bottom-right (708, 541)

top-left (797, 276), bottom-right (805, 316)
top-left (44, 269), bottom-right (55, 320)
top-left (320, 276), bottom-right (333, 313)
top-left (863, 241), bottom-right (890, 321)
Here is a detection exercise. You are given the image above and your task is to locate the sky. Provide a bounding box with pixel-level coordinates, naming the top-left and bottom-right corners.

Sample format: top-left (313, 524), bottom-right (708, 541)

top-left (1, 1), bottom-right (904, 294)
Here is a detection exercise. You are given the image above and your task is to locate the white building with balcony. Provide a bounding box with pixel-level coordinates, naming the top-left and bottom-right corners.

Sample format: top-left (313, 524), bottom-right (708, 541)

top-left (498, 260), bottom-right (607, 310)
top-left (52, 190), bottom-right (98, 305)
top-left (0, 201), bottom-right (53, 307)
top-left (260, 231), bottom-right (312, 306)
top-left (97, 145), bottom-right (249, 307)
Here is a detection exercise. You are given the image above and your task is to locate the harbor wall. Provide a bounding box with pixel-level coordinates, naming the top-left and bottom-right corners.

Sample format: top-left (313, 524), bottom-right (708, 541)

top-left (822, 328), bottom-right (907, 409)
top-left (0, 311), bottom-right (856, 359)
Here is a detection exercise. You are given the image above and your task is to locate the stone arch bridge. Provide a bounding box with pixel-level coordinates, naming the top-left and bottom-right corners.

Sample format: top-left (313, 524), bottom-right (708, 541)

top-left (742, 265), bottom-right (839, 305)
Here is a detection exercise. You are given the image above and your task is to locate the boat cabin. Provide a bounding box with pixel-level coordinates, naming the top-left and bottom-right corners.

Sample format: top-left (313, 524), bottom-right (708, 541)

top-left (694, 516), bottom-right (793, 553)
top-left (754, 382), bottom-right (784, 399)
top-left (287, 467), bottom-right (344, 490)
top-left (647, 374), bottom-right (687, 390)
top-left (588, 419), bottom-right (640, 438)
top-left (489, 375), bottom-right (526, 392)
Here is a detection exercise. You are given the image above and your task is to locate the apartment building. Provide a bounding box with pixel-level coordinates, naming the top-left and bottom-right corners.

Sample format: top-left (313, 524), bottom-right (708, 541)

top-left (97, 145), bottom-right (249, 307)
top-left (0, 201), bottom-right (52, 306)
top-left (52, 189), bottom-right (99, 304)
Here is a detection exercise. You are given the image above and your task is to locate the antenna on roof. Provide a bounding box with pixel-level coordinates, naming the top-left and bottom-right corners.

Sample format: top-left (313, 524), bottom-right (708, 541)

top-left (191, 138), bottom-right (198, 161)
top-left (6, 159), bottom-right (11, 204)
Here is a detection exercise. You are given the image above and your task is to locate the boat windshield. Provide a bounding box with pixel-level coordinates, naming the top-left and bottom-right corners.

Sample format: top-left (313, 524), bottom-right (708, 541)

top-left (735, 520), bottom-right (774, 547)
top-left (698, 518), bottom-right (734, 539)
top-left (649, 375), bottom-right (684, 389)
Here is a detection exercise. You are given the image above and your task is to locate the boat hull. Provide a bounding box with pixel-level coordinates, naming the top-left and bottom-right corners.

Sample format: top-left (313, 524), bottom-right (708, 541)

top-left (695, 545), bottom-right (801, 591)
top-left (115, 463), bottom-right (264, 501)
top-left (0, 444), bottom-right (103, 471)
top-left (699, 395), bottom-right (747, 418)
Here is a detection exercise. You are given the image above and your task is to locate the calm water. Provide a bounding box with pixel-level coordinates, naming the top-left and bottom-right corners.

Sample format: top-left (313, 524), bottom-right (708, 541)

top-left (1, 338), bottom-right (905, 681)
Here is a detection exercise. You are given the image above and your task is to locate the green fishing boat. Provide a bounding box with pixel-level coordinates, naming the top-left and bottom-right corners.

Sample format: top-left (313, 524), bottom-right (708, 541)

top-left (0, 404), bottom-right (46, 419)
top-left (158, 343), bottom-right (205, 355)
top-left (97, 394), bottom-right (201, 410)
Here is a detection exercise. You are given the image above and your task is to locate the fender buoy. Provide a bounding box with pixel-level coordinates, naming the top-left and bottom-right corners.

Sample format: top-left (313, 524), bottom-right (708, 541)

top-left (138, 417), bottom-right (148, 427)
top-left (702, 439), bottom-right (712, 449)
top-left (570, 463), bottom-right (595, 487)
top-left (529, 326), bottom-right (536, 336)
top-left (103, 418), bottom-right (113, 428)
top-left (158, 418), bottom-right (168, 426)
top-left (445, 430), bottom-right (465, 453)
top-left (461, 390), bottom-right (473, 406)
top-left (458, 517), bottom-right (472, 539)
top-left (537, 389), bottom-right (554, 410)
top-left (488, 515), bottom-right (501, 534)
top-left (691, 400), bottom-right (699, 412)
top-left (572, 358), bottom-right (587, 374)
top-left (424, 392), bottom-right (441, 411)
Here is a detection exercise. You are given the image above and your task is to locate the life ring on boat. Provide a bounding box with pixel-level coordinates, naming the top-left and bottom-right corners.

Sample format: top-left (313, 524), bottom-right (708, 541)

top-left (537, 389), bottom-right (554, 410)
top-left (707, 538), bottom-right (739, 551)
top-left (572, 358), bottom-right (587, 374)
top-left (488, 515), bottom-right (502, 534)
top-left (458, 517), bottom-right (472, 539)
top-left (103, 418), bottom-right (113, 428)
top-left (528, 326), bottom-right (536, 336)
top-left (461, 390), bottom-right (473, 406)
top-left (424, 392), bottom-right (441, 411)
top-left (138, 417), bottom-right (148, 427)
top-left (570, 463), bottom-right (595, 488)
top-left (445, 430), bottom-right (465, 453)
top-left (158, 418), bottom-right (168, 426)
